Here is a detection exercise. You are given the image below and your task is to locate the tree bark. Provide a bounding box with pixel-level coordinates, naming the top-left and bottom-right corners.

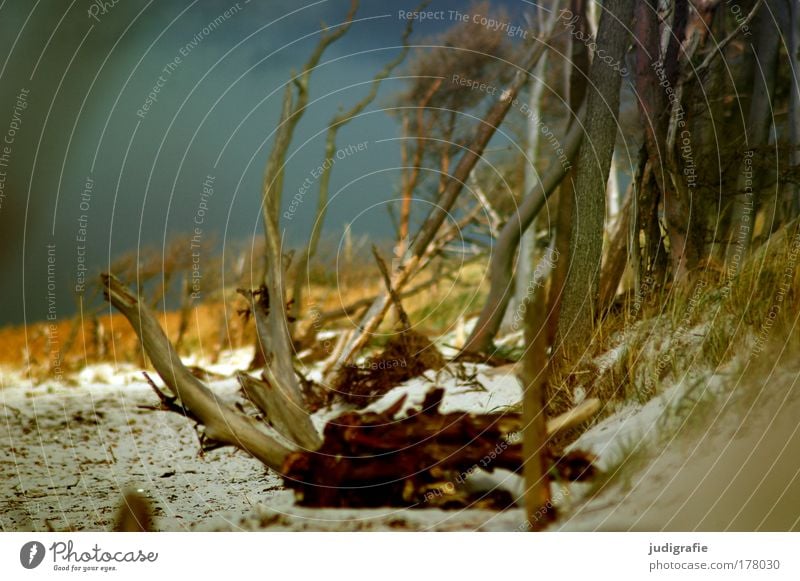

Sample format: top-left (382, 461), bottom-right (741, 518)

top-left (545, 0), bottom-right (590, 345)
top-left (599, 189), bottom-right (633, 311)
top-left (726, 0), bottom-right (781, 262)
top-left (788, 0), bottom-right (800, 218)
top-left (555, 0), bottom-right (635, 360)
top-left (251, 1), bottom-right (358, 369)
top-left (290, 17), bottom-right (414, 330)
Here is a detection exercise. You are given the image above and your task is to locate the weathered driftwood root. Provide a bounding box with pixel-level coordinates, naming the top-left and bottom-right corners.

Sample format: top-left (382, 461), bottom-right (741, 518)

top-left (237, 287), bottom-right (321, 450)
top-left (102, 274), bottom-right (294, 471)
top-left (282, 388), bottom-right (598, 508)
top-left (104, 273), bottom-right (599, 507)
top-left (237, 372), bottom-right (320, 449)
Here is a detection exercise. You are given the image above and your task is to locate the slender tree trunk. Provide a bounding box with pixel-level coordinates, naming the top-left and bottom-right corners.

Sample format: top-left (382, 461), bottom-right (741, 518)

top-left (521, 252), bottom-right (551, 529)
top-left (606, 153), bottom-right (620, 220)
top-left (726, 0), bottom-right (780, 263)
top-left (788, 0), bottom-right (800, 218)
top-left (508, 3), bottom-right (555, 333)
top-left (555, 0), bottom-right (634, 360)
top-left (545, 0), bottom-right (589, 346)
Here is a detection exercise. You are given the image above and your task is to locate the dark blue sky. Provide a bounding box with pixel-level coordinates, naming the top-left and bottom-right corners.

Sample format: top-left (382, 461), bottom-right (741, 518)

top-left (0, 0), bottom-right (541, 326)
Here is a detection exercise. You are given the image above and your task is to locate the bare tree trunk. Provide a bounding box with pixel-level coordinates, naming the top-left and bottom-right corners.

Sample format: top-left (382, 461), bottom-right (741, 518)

top-left (599, 190), bottom-right (633, 311)
top-left (726, 0), bottom-right (780, 263)
top-left (290, 19), bottom-right (414, 330)
top-left (555, 0), bottom-right (635, 360)
top-left (788, 0), bottom-right (800, 218)
top-left (547, 0), bottom-right (589, 345)
top-left (397, 79), bottom-right (442, 257)
top-left (508, 3), bottom-right (556, 332)
top-left (545, 0), bottom-right (589, 345)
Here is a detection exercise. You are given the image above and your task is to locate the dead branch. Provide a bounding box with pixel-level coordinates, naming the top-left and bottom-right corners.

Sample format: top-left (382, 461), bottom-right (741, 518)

top-left (545, 398), bottom-right (601, 436)
top-left (237, 372), bottom-right (318, 448)
top-left (291, 8), bottom-right (419, 326)
top-left (372, 245), bottom-right (411, 331)
top-left (113, 490), bottom-right (153, 532)
top-left (599, 191), bottom-right (634, 312)
top-left (398, 77), bottom-right (444, 253)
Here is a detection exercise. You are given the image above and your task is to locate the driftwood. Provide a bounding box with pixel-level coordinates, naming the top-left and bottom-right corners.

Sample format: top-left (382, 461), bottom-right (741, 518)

top-left (254, 0), bottom-right (359, 403)
top-left (521, 249), bottom-right (552, 527)
top-left (238, 287), bottom-right (320, 449)
top-left (105, 274), bottom-right (598, 508)
top-left (283, 388), bottom-right (597, 508)
top-left (102, 274), bottom-right (294, 471)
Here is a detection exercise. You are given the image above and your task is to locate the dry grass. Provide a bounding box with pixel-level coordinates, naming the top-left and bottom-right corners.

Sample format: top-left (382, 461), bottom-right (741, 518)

top-left (1, 256), bottom-right (491, 384)
top-left (549, 221), bottom-right (800, 425)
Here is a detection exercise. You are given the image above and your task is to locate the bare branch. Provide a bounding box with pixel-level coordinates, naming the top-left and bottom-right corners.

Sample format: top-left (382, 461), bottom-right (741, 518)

top-left (372, 246), bottom-right (411, 331)
top-left (329, 40), bottom-right (553, 375)
top-left (690, 0), bottom-right (765, 81)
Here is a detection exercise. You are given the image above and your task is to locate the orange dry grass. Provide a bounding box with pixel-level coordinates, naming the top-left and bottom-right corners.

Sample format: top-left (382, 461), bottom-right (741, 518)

top-left (0, 302), bottom-right (252, 371)
top-left (0, 258), bottom-right (487, 380)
